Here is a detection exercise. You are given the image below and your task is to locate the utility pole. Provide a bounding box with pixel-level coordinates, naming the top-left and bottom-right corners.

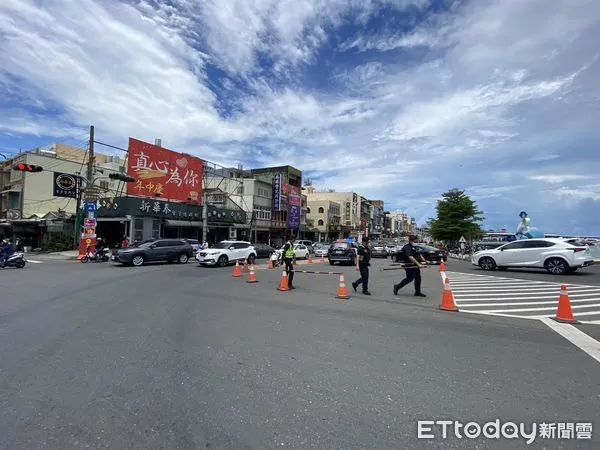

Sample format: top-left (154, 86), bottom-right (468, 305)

top-left (202, 190), bottom-right (208, 243)
top-left (86, 125), bottom-right (95, 195)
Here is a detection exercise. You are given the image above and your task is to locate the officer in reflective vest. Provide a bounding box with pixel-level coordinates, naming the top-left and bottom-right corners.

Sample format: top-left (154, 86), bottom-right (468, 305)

top-left (282, 235), bottom-right (296, 289)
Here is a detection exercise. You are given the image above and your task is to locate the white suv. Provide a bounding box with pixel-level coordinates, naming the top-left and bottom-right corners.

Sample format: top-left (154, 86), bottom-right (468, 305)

top-left (196, 240), bottom-right (257, 267)
top-left (471, 238), bottom-right (594, 275)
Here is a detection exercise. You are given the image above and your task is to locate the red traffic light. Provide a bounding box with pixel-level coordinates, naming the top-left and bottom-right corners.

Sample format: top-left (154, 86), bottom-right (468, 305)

top-left (12, 163), bottom-right (43, 172)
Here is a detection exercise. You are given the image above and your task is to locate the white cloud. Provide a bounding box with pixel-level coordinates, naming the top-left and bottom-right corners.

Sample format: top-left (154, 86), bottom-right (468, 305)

top-left (0, 0), bottom-right (599, 233)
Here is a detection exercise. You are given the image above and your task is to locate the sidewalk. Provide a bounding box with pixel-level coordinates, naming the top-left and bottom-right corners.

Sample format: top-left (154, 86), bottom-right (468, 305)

top-left (27, 250), bottom-right (79, 260)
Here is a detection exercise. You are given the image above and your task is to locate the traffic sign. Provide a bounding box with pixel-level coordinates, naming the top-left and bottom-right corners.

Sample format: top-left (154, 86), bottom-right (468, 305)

top-left (84, 201), bottom-right (97, 212)
top-left (459, 236), bottom-right (466, 243)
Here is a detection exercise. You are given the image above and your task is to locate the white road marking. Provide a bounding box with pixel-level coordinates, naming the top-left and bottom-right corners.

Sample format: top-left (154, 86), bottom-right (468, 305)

top-left (540, 317), bottom-right (600, 365)
top-left (27, 260), bottom-right (43, 264)
top-left (442, 271), bottom-right (600, 325)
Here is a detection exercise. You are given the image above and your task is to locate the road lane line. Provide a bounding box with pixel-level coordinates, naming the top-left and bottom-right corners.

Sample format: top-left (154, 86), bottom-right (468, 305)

top-left (460, 299), bottom-right (600, 307)
top-left (540, 317), bottom-right (600, 364)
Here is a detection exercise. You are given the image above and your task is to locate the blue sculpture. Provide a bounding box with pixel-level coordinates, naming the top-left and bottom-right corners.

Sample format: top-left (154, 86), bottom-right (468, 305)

top-left (514, 211), bottom-right (544, 240)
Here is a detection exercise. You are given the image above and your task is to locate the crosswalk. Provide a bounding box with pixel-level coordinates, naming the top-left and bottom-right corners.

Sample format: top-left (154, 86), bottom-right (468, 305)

top-left (443, 271), bottom-right (600, 325)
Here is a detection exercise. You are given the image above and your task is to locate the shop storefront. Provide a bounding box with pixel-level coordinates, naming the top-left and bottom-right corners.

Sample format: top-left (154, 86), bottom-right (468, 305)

top-left (95, 196), bottom-right (246, 246)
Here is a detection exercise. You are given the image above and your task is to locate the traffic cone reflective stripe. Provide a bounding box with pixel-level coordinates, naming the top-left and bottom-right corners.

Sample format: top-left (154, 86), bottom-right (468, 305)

top-left (553, 285), bottom-right (579, 324)
top-left (232, 260), bottom-right (242, 277)
top-left (439, 277), bottom-right (459, 311)
top-left (277, 270), bottom-right (289, 291)
top-left (247, 265), bottom-right (258, 283)
top-left (336, 274), bottom-right (350, 299)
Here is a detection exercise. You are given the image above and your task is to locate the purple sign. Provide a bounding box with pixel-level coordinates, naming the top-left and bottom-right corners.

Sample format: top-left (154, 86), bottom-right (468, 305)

top-left (287, 204), bottom-right (300, 229)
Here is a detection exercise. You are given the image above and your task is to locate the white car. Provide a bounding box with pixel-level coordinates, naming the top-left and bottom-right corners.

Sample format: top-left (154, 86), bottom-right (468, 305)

top-left (471, 238), bottom-right (594, 275)
top-left (273, 243), bottom-right (310, 260)
top-left (196, 240), bottom-right (257, 267)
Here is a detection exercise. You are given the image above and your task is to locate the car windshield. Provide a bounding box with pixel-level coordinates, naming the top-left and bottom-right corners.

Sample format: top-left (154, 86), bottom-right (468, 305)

top-left (331, 243), bottom-right (349, 249)
top-left (213, 242), bottom-right (233, 249)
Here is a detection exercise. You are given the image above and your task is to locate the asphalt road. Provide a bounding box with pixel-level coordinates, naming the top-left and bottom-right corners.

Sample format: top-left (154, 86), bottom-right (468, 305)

top-left (1, 258), bottom-right (599, 449)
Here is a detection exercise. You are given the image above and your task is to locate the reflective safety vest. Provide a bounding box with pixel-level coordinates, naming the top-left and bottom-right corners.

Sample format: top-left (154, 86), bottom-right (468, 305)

top-left (284, 242), bottom-right (295, 258)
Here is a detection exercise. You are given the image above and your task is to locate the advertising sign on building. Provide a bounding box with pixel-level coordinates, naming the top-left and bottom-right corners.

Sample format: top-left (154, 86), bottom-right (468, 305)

top-left (53, 172), bottom-right (79, 198)
top-left (126, 138), bottom-right (204, 204)
top-left (272, 174), bottom-right (282, 211)
top-left (284, 184), bottom-right (302, 230)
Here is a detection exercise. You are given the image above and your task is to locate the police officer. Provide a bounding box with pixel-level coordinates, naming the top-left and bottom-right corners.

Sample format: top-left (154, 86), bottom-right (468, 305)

top-left (352, 236), bottom-right (372, 295)
top-left (282, 234), bottom-right (296, 289)
top-left (393, 235), bottom-right (427, 297)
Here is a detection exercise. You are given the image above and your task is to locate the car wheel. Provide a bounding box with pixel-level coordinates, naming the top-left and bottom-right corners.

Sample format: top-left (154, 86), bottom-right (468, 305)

top-left (132, 255), bottom-right (145, 267)
top-left (80, 256), bottom-right (88, 263)
top-left (217, 255), bottom-right (228, 267)
top-left (179, 253), bottom-right (189, 264)
top-left (16, 261), bottom-right (25, 268)
top-left (478, 257), bottom-right (496, 271)
top-left (247, 254), bottom-right (256, 264)
top-left (545, 257), bottom-right (569, 275)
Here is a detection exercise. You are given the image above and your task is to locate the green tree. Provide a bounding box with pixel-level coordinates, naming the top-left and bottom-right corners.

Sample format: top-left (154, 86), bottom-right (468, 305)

top-left (428, 188), bottom-right (485, 243)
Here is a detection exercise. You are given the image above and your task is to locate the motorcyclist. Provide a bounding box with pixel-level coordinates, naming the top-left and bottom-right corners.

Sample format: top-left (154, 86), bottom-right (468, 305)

top-left (0, 240), bottom-right (15, 267)
top-left (94, 238), bottom-right (106, 260)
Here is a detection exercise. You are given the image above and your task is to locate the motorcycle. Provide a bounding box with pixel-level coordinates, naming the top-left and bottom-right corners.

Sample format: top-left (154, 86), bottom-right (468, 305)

top-left (0, 252), bottom-right (27, 269)
top-left (270, 250), bottom-right (283, 267)
top-left (81, 247), bottom-right (109, 263)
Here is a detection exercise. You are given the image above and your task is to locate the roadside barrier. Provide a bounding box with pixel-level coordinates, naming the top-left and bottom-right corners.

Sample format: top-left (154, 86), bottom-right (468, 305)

top-left (379, 264), bottom-right (429, 271)
top-left (553, 285), bottom-right (579, 324)
top-left (439, 277), bottom-right (459, 312)
top-left (269, 267), bottom-right (349, 299)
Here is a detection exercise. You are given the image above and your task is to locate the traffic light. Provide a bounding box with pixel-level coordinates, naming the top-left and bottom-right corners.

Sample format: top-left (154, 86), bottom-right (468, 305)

top-left (108, 172), bottom-right (135, 182)
top-left (13, 163), bottom-right (43, 172)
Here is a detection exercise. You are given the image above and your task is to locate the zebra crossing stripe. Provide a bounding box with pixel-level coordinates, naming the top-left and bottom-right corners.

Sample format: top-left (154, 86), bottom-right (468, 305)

top-left (442, 271), bottom-right (600, 325)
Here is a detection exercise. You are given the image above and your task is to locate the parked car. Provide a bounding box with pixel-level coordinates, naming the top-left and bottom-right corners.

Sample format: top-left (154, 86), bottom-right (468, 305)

top-left (294, 240), bottom-right (314, 254)
top-left (196, 240), bottom-right (257, 267)
top-left (185, 239), bottom-right (201, 254)
top-left (471, 238), bottom-right (594, 275)
top-left (328, 240), bottom-right (357, 265)
top-left (272, 243), bottom-right (310, 260)
top-left (313, 244), bottom-right (330, 257)
top-left (370, 244), bottom-right (388, 258)
top-left (114, 239), bottom-right (194, 267)
top-left (391, 244), bottom-right (446, 264)
top-left (252, 243), bottom-right (276, 258)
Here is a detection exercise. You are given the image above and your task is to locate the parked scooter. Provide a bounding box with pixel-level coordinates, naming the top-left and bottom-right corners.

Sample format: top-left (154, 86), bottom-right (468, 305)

top-left (80, 246), bottom-right (109, 263)
top-left (0, 252), bottom-right (27, 269)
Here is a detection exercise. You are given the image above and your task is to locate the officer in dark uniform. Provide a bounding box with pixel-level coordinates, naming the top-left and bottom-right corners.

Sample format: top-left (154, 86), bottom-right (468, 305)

top-left (282, 234), bottom-right (296, 289)
top-left (393, 235), bottom-right (427, 297)
top-left (352, 236), bottom-right (372, 295)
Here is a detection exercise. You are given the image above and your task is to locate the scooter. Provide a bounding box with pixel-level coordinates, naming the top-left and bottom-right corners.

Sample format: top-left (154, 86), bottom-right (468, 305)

top-left (0, 252), bottom-right (27, 269)
top-left (270, 250), bottom-right (283, 267)
top-left (81, 247), bottom-right (109, 263)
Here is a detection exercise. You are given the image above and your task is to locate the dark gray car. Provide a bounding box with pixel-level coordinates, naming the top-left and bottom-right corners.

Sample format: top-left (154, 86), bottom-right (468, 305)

top-left (115, 239), bottom-right (194, 267)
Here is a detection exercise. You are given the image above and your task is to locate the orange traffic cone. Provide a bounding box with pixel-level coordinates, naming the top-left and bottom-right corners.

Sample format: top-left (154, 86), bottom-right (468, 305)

top-left (553, 285), bottom-right (579, 324)
top-left (268, 258), bottom-right (274, 269)
top-left (242, 260), bottom-right (249, 273)
top-left (307, 254), bottom-right (313, 264)
top-left (232, 260), bottom-right (242, 277)
top-left (247, 265), bottom-right (258, 283)
top-left (277, 270), bottom-right (289, 291)
top-left (336, 274), bottom-right (350, 299)
top-left (439, 261), bottom-right (446, 272)
top-left (439, 277), bottom-right (459, 312)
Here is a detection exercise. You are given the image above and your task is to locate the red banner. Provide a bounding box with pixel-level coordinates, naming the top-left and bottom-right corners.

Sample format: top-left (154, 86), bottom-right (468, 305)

top-left (126, 138), bottom-right (204, 203)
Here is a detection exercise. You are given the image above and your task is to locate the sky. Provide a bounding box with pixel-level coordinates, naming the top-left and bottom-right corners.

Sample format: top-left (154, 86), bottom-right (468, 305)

top-left (1, 0), bottom-right (599, 235)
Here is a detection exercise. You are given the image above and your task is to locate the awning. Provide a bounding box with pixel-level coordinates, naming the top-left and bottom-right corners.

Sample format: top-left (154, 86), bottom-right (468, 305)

top-left (97, 217), bottom-right (130, 222)
top-left (165, 219), bottom-right (202, 227)
top-left (232, 223), bottom-right (250, 229)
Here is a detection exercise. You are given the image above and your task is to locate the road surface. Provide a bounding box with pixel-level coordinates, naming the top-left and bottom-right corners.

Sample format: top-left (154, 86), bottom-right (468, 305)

top-left (1, 258), bottom-right (599, 449)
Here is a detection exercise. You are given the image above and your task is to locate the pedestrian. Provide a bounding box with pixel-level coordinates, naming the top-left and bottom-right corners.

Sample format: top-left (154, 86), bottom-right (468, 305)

top-left (352, 236), bottom-right (372, 295)
top-left (393, 235), bottom-right (428, 297)
top-left (282, 234), bottom-right (296, 289)
top-left (121, 235), bottom-right (129, 249)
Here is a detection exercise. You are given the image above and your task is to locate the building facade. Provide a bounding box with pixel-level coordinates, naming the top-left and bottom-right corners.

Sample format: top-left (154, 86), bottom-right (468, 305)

top-left (306, 199), bottom-right (341, 242)
top-left (304, 187), bottom-right (361, 238)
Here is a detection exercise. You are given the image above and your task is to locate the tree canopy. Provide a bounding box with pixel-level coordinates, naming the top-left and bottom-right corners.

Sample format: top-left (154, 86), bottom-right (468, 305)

top-left (428, 188), bottom-right (485, 243)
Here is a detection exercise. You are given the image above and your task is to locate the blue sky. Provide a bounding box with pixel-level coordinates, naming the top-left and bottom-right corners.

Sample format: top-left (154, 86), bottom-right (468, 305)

top-left (1, 0), bottom-right (599, 235)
